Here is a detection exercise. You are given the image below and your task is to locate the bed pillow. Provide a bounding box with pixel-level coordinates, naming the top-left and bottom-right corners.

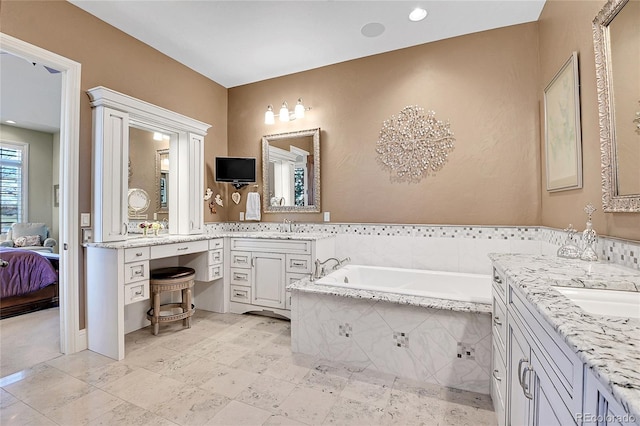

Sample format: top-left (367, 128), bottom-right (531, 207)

top-left (14, 235), bottom-right (42, 247)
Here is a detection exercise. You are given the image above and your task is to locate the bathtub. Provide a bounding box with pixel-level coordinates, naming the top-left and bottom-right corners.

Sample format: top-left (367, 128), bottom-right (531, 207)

top-left (291, 264), bottom-right (494, 394)
top-left (315, 264), bottom-right (492, 305)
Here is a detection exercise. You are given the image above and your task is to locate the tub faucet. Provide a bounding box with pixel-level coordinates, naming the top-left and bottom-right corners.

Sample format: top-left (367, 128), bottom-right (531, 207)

top-left (314, 257), bottom-right (341, 279)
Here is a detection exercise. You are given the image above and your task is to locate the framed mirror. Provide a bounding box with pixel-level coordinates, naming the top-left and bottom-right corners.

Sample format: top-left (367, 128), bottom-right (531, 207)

top-left (593, 0), bottom-right (640, 212)
top-left (128, 125), bottom-right (171, 221)
top-left (262, 128), bottom-right (320, 213)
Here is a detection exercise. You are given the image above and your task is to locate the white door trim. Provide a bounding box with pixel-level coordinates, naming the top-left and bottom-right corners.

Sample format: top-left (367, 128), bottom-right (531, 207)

top-left (1, 33), bottom-right (84, 354)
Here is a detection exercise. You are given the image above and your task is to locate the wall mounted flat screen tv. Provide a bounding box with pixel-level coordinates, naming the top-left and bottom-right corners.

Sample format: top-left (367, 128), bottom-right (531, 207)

top-left (215, 157), bottom-right (256, 186)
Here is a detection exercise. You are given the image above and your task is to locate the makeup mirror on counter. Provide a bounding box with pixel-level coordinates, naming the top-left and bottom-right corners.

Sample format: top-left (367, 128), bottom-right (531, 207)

top-left (593, 0), bottom-right (640, 212)
top-left (262, 128), bottom-right (320, 213)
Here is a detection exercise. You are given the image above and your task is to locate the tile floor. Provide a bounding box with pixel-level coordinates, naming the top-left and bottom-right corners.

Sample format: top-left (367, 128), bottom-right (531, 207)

top-left (1, 309), bottom-right (497, 425)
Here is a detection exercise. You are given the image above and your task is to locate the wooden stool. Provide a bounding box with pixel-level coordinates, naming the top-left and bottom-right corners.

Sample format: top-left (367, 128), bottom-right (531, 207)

top-left (147, 266), bottom-right (196, 335)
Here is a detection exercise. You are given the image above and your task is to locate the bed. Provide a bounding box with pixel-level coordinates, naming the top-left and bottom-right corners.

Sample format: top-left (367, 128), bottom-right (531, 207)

top-left (0, 247), bottom-right (59, 319)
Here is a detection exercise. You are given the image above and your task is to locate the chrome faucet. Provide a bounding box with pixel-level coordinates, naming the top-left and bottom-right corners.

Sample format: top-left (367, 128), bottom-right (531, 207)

top-left (313, 257), bottom-right (351, 280)
top-left (282, 219), bottom-right (292, 233)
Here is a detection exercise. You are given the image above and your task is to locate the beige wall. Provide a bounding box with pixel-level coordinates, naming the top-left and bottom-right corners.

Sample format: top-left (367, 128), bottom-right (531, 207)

top-left (228, 23), bottom-right (542, 226)
top-left (1, 0), bottom-right (229, 327)
top-left (0, 124), bottom-right (54, 229)
top-left (538, 0), bottom-right (640, 240)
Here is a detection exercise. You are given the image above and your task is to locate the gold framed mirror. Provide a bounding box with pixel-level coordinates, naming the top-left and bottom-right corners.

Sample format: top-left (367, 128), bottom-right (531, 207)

top-left (262, 128), bottom-right (320, 213)
top-left (593, 0), bottom-right (640, 212)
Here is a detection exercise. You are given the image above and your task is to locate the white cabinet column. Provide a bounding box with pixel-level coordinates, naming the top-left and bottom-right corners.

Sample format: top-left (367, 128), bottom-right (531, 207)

top-left (92, 106), bottom-right (129, 242)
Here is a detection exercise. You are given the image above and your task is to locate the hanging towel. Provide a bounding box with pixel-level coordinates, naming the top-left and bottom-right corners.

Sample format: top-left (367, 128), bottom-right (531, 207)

top-left (245, 192), bottom-right (261, 221)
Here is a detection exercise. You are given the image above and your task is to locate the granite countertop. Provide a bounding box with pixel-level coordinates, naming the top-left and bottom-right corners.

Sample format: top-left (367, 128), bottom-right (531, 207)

top-left (84, 231), bottom-right (334, 249)
top-left (287, 276), bottom-right (492, 315)
top-left (489, 253), bottom-right (640, 420)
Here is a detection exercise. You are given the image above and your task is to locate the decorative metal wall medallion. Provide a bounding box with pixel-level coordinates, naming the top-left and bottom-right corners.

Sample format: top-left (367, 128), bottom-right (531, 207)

top-left (376, 105), bottom-right (455, 183)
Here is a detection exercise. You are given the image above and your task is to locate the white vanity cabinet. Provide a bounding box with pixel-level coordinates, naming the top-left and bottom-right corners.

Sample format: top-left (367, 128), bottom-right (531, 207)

top-left (228, 236), bottom-right (335, 318)
top-left (492, 267), bottom-right (583, 426)
top-left (87, 86), bottom-right (211, 243)
top-left (86, 238), bottom-right (216, 361)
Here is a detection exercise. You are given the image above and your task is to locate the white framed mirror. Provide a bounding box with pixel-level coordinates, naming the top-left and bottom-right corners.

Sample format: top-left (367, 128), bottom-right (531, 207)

top-left (262, 128), bottom-right (320, 213)
top-left (128, 126), bottom-right (172, 222)
top-left (593, 0), bottom-right (640, 212)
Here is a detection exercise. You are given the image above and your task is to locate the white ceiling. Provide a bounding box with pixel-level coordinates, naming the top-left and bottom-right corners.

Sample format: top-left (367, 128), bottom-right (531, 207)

top-left (1, 1), bottom-right (546, 133)
top-left (69, 0), bottom-right (546, 88)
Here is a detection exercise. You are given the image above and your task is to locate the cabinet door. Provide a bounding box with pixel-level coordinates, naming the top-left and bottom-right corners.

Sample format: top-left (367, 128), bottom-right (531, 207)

top-left (509, 318), bottom-right (532, 426)
top-left (252, 252), bottom-right (286, 309)
top-left (93, 106), bottom-right (129, 242)
top-left (530, 352), bottom-right (576, 426)
top-left (187, 132), bottom-right (204, 234)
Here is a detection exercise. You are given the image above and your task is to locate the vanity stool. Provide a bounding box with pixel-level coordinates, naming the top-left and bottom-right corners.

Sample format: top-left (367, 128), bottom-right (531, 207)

top-left (147, 266), bottom-right (196, 335)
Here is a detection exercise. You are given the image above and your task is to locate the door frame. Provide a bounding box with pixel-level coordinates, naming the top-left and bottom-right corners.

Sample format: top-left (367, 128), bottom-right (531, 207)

top-left (1, 33), bottom-right (83, 354)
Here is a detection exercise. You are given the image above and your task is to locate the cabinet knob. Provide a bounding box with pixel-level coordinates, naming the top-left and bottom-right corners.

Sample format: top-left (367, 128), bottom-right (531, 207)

top-left (494, 276), bottom-right (502, 284)
top-left (493, 317), bottom-right (502, 326)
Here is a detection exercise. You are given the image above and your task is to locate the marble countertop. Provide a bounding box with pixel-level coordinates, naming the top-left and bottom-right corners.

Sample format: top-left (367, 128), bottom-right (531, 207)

top-left (85, 231), bottom-right (334, 249)
top-left (287, 276), bottom-right (492, 315)
top-left (489, 253), bottom-right (640, 420)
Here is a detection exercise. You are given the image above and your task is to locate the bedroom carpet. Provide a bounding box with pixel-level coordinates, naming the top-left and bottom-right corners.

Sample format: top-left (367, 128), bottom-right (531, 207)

top-left (0, 310), bottom-right (495, 425)
top-left (0, 307), bottom-right (61, 377)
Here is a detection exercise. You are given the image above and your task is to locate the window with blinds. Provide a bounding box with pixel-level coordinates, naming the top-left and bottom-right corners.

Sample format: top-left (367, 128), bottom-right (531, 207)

top-left (0, 142), bottom-right (28, 234)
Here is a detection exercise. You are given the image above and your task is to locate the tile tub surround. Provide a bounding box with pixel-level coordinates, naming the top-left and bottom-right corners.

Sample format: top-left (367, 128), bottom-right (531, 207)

top-left (290, 279), bottom-right (492, 395)
top-left (208, 222), bottom-right (640, 271)
top-left (490, 253), bottom-right (640, 420)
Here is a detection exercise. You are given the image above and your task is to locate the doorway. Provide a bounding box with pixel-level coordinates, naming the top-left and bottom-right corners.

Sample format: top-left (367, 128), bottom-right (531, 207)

top-left (0, 33), bottom-right (82, 362)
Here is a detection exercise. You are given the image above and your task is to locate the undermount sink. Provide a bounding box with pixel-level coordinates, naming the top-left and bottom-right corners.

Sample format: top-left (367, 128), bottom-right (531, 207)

top-left (555, 287), bottom-right (640, 319)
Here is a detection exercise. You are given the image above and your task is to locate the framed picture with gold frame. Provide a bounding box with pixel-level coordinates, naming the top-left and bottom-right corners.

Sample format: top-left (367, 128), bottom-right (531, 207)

top-left (544, 51), bottom-right (583, 192)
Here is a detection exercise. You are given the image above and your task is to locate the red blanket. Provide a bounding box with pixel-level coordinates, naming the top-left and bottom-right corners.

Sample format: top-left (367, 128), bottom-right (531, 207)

top-left (0, 248), bottom-right (58, 298)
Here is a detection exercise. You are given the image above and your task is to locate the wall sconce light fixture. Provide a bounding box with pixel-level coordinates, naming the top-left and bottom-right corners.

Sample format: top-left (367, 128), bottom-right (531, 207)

top-left (264, 98), bottom-right (311, 124)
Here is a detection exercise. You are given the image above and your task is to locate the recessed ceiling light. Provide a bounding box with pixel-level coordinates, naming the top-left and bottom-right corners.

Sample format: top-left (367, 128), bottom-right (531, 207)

top-left (5, 120), bottom-right (16, 124)
top-left (409, 7), bottom-right (428, 22)
top-left (361, 22), bottom-right (386, 38)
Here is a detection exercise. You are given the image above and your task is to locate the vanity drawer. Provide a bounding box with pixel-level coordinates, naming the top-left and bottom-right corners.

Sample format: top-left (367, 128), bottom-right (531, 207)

top-left (230, 251), bottom-right (252, 269)
top-left (209, 238), bottom-right (224, 250)
top-left (150, 240), bottom-right (208, 259)
top-left (493, 268), bottom-right (506, 302)
top-left (286, 254), bottom-right (312, 274)
top-left (208, 249), bottom-right (223, 265)
top-left (208, 264), bottom-right (223, 281)
top-left (124, 280), bottom-right (149, 305)
top-left (124, 247), bottom-right (150, 263)
top-left (230, 285), bottom-right (251, 304)
top-left (124, 260), bottom-right (149, 284)
top-left (492, 294), bottom-right (507, 357)
top-left (230, 268), bottom-right (251, 287)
